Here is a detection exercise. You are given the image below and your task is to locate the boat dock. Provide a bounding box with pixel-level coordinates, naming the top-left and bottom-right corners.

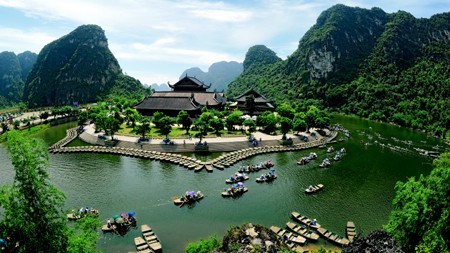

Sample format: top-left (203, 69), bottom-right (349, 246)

top-left (49, 127), bottom-right (338, 173)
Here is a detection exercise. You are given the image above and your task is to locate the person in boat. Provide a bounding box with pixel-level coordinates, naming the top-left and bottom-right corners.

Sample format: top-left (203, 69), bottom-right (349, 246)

top-left (107, 219), bottom-right (112, 228)
top-left (309, 185), bottom-right (313, 191)
top-left (260, 174), bottom-right (265, 180)
top-left (230, 175), bottom-right (235, 181)
top-left (312, 219), bottom-right (317, 226)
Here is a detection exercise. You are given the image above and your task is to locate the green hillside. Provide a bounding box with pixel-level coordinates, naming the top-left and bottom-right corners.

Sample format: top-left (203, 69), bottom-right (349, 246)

top-left (227, 4), bottom-right (450, 136)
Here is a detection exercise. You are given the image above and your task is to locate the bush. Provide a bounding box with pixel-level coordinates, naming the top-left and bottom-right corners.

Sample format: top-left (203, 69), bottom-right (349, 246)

top-left (185, 235), bottom-right (220, 253)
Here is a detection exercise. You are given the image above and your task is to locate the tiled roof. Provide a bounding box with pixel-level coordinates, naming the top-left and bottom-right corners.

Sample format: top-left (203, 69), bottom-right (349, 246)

top-left (168, 76), bottom-right (211, 90)
top-left (151, 92), bottom-right (225, 106)
top-left (134, 96), bottom-right (200, 111)
top-left (235, 89), bottom-right (271, 103)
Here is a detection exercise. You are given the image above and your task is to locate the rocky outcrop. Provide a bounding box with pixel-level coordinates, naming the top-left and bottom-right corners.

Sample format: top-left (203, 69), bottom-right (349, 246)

top-left (219, 223), bottom-right (287, 253)
top-left (23, 24), bottom-right (146, 107)
top-left (342, 230), bottom-right (404, 253)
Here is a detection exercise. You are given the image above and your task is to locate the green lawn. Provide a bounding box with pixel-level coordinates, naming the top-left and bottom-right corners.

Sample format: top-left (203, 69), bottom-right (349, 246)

top-left (117, 123), bottom-right (247, 139)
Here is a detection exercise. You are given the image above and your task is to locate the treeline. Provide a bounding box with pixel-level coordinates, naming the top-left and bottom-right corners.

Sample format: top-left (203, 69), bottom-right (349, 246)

top-left (227, 5), bottom-right (450, 138)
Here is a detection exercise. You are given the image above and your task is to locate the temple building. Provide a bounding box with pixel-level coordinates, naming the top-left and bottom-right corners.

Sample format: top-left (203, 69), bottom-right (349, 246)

top-left (134, 75), bottom-right (226, 117)
top-left (229, 89), bottom-right (275, 116)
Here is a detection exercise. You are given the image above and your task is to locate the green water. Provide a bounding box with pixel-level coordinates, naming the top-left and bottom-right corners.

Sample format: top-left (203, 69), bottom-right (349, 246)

top-left (0, 116), bottom-right (447, 252)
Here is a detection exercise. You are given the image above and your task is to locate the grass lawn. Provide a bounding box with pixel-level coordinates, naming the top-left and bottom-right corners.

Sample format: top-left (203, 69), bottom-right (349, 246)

top-left (117, 123), bottom-right (247, 139)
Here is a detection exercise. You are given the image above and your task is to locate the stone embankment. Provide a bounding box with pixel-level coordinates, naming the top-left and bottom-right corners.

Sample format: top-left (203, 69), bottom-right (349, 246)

top-left (49, 128), bottom-right (338, 173)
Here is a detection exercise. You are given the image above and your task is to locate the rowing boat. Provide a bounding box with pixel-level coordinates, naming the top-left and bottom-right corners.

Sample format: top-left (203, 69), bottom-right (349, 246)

top-left (304, 184), bottom-right (324, 194)
top-left (270, 225), bottom-right (307, 245)
top-left (286, 222), bottom-right (319, 241)
top-left (291, 211), bottom-right (321, 230)
top-left (317, 227), bottom-right (350, 246)
top-left (347, 221), bottom-right (356, 242)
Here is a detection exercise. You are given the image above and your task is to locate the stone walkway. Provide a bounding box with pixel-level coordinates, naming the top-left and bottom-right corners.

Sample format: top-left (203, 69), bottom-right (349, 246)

top-left (49, 124), bottom-right (338, 173)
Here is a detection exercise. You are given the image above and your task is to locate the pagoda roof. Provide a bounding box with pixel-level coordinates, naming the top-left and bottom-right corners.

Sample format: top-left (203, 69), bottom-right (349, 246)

top-left (235, 88), bottom-right (272, 103)
top-left (168, 75), bottom-right (211, 90)
top-left (151, 91), bottom-right (225, 106)
top-left (134, 96), bottom-right (200, 111)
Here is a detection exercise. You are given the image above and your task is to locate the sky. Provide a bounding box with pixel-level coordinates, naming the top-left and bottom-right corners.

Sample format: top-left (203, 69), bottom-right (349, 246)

top-left (1, 0), bottom-right (449, 85)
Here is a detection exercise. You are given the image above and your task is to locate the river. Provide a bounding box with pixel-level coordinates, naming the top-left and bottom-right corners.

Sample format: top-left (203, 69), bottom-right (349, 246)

top-left (0, 115), bottom-right (447, 252)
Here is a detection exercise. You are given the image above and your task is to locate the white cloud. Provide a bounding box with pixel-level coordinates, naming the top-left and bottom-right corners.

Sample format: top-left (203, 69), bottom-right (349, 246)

top-left (1, 0), bottom-right (450, 85)
top-left (0, 27), bottom-right (57, 53)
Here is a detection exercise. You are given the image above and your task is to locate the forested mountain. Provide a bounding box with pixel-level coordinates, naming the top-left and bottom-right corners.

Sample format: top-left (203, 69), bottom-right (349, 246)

top-left (227, 4), bottom-right (450, 136)
top-left (0, 51), bottom-right (37, 107)
top-left (180, 61), bottom-right (243, 92)
top-left (23, 24), bottom-right (147, 107)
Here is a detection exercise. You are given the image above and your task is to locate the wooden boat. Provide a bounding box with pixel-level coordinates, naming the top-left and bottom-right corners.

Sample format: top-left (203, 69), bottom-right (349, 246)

top-left (221, 187), bottom-right (248, 197)
top-left (305, 184), bottom-right (324, 194)
top-left (226, 174), bottom-right (249, 184)
top-left (173, 191), bottom-right (204, 205)
top-left (333, 152), bottom-right (341, 161)
top-left (255, 174), bottom-right (277, 183)
top-left (134, 236), bottom-right (150, 252)
top-left (141, 224), bottom-right (162, 252)
top-left (67, 208), bottom-right (99, 220)
top-left (327, 146), bottom-right (334, 153)
top-left (286, 222), bottom-right (319, 241)
top-left (319, 158), bottom-right (330, 168)
top-left (101, 224), bottom-right (117, 233)
top-left (297, 157), bottom-right (310, 165)
top-left (347, 221), bottom-right (356, 242)
top-left (291, 211), bottom-right (321, 230)
top-left (317, 227), bottom-right (349, 246)
top-left (270, 226), bottom-right (307, 245)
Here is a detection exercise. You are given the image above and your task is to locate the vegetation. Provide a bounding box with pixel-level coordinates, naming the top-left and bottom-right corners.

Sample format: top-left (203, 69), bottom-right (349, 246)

top-left (227, 4), bottom-right (450, 137)
top-left (185, 235), bottom-right (221, 253)
top-left (0, 131), bottom-right (100, 252)
top-left (23, 24), bottom-right (149, 108)
top-left (0, 51), bottom-right (37, 108)
top-left (385, 152), bottom-right (450, 252)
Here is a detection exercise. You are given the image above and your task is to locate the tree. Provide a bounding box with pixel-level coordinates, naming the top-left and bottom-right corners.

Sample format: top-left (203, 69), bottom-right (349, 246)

top-left (158, 116), bottom-right (175, 140)
top-left (260, 112), bottom-right (277, 134)
top-left (226, 110), bottom-right (244, 131)
top-left (104, 115), bottom-right (121, 140)
top-left (177, 110), bottom-right (192, 134)
top-left (305, 105), bottom-right (320, 131)
top-left (243, 118), bottom-right (256, 137)
top-left (0, 131), bottom-right (68, 252)
top-left (385, 152), bottom-right (450, 252)
top-left (39, 111), bottom-right (49, 121)
top-left (185, 235), bottom-right (220, 253)
top-left (124, 108), bottom-right (138, 127)
top-left (209, 117), bottom-right (224, 135)
top-left (276, 102), bottom-right (295, 118)
top-left (13, 120), bottom-right (20, 129)
top-left (293, 118), bottom-right (307, 134)
top-left (67, 216), bottom-right (102, 253)
top-left (245, 94), bottom-right (256, 116)
top-left (77, 110), bottom-right (89, 127)
top-left (134, 117), bottom-right (151, 139)
top-left (279, 117), bottom-right (293, 140)
top-left (194, 119), bottom-right (209, 143)
top-left (152, 111), bottom-right (165, 129)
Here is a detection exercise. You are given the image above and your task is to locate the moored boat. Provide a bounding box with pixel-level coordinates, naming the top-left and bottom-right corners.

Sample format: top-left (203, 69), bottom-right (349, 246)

top-left (317, 227), bottom-right (349, 246)
top-left (291, 211), bottom-right (321, 230)
top-left (319, 158), bottom-right (330, 168)
top-left (333, 151), bottom-right (341, 161)
top-left (173, 191), bottom-right (204, 205)
top-left (255, 169), bottom-right (277, 183)
top-left (305, 184), bottom-right (324, 194)
top-left (297, 157), bottom-right (310, 165)
top-left (270, 225), bottom-right (307, 245)
top-left (134, 236), bottom-right (150, 252)
top-left (327, 146), bottom-right (334, 153)
top-left (346, 221), bottom-right (356, 242)
top-left (286, 222), bottom-right (319, 241)
top-left (221, 184), bottom-right (248, 197)
top-left (226, 173), bottom-right (249, 183)
top-left (141, 224), bottom-right (162, 252)
top-left (67, 207), bottom-right (99, 220)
